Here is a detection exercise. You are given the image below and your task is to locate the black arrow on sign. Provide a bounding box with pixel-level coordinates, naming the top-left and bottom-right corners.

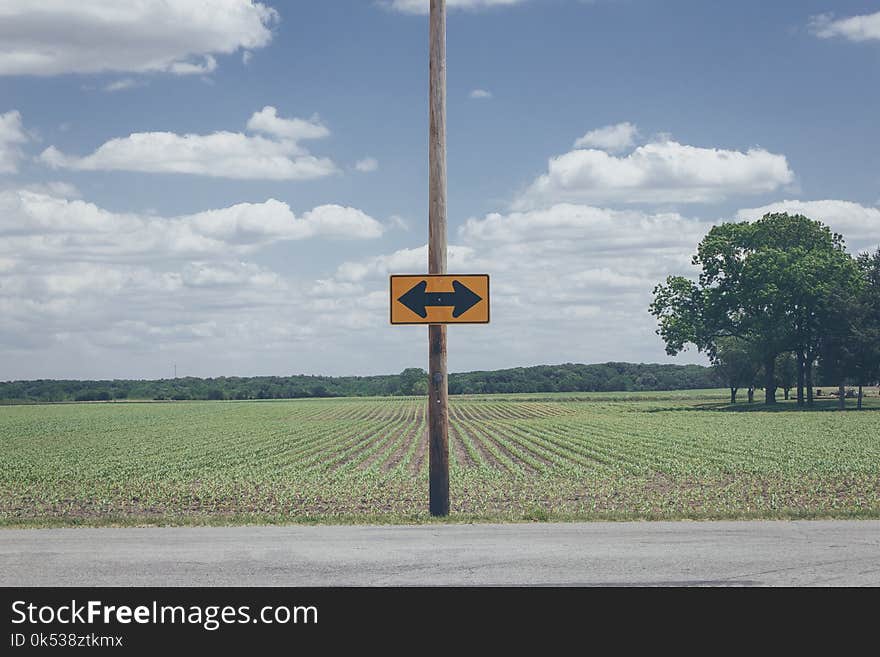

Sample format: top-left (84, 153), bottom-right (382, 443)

top-left (398, 280), bottom-right (483, 319)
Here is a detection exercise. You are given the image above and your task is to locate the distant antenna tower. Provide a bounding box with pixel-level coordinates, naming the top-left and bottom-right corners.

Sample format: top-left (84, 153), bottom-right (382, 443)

top-left (174, 363), bottom-right (177, 379)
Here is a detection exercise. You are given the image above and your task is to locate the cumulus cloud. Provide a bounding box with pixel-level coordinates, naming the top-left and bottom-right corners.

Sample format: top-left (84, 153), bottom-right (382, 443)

top-left (0, 199), bottom-right (714, 378)
top-left (384, 0), bottom-right (527, 14)
top-left (39, 107), bottom-right (338, 181)
top-left (0, 187), bottom-right (392, 377)
top-left (180, 261), bottom-right (282, 289)
top-left (246, 106), bottom-right (330, 141)
top-left (809, 11), bottom-right (880, 42)
top-left (469, 89), bottom-right (493, 99)
top-left (0, 1), bottom-right (278, 76)
top-left (355, 157), bottom-right (379, 173)
top-left (14, 181), bottom-right (81, 198)
top-left (297, 205), bottom-right (386, 239)
top-left (736, 199), bottom-right (880, 253)
top-left (459, 204), bottom-right (705, 252)
top-left (0, 110), bottom-right (29, 173)
top-left (0, 254), bottom-right (299, 371)
top-left (573, 122), bottom-right (638, 153)
top-left (0, 190), bottom-right (383, 263)
top-left (516, 137), bottom-right (795, 208)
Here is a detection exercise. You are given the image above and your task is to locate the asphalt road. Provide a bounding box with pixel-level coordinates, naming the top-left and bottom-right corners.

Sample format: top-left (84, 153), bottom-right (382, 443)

top-left (1, 520), bottom-right (878, 587)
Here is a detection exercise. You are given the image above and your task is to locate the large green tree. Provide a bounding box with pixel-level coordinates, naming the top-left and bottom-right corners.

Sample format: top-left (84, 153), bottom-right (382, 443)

top-left (651, 213), bottom-right (859, 405)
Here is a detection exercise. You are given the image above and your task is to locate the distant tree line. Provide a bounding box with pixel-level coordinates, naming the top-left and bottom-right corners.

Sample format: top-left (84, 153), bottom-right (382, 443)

top-left (651, 213), bottom-right (880, 409)
top-left (0, 362), bottom-right (723, 403)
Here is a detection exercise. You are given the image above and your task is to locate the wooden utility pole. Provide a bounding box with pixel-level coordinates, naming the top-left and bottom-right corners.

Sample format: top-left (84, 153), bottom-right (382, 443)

top-left (428, 0), bottom-right (449, 517)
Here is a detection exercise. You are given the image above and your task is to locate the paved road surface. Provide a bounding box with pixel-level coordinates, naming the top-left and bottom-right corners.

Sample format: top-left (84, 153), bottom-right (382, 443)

top-left (1, 521), bottom-right (878, 586)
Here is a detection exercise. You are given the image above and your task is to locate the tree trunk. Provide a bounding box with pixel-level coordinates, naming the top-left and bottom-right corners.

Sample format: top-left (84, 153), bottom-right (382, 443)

top-left (806, 358), bottom-right (814, 407)
top-left (747, 386), bottom-right (754, 404)
top-left (730, 387), bottom-right (738, 404)
top-left (784, 387), bottom-right (790, 400)
top-left (858, 385), bottom-right (863, 410)
top-left (764, 354), bottom-right (777, 404)
top-left (796, 348), bottom-right (805, 407)
top-left (838, 383), bottom-right (846, 410)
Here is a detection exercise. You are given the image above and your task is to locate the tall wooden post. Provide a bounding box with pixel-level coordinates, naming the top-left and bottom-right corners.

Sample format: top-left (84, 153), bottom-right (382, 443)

top-left (428, 0), bottom-right (449, 517)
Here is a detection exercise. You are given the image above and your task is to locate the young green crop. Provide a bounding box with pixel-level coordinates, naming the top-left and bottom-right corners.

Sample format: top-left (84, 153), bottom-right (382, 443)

top-left (0, 392), bottom-right (878, 526)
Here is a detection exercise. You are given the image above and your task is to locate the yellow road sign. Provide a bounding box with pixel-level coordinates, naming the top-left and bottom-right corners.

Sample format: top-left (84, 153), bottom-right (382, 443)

top-left (390, 274), bottom-right (490, 325)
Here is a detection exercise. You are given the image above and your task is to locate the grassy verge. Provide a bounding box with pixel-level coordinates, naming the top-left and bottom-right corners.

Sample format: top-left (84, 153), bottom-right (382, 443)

top-left (3, 506), bottom-right (880, 529)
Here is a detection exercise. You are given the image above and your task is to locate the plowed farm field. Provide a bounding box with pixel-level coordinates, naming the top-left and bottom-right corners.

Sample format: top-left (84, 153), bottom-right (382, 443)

top-left (2, 392), bottom-right (879, 526)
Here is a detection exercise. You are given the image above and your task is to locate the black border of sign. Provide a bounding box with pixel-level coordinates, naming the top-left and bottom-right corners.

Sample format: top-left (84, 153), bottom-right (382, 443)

top-left (389, 274), bottom-right (491, 325)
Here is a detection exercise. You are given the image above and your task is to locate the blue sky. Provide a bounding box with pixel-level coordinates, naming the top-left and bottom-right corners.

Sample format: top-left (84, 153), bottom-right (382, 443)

top-left (1, 0), bottom-right (879, 380)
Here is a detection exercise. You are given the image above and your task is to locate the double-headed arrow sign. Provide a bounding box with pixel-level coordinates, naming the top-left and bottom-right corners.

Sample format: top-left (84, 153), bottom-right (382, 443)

top-left (398, 279), bottom-right (482, 318)
top-left (390, 274), bottom-right (490, 324)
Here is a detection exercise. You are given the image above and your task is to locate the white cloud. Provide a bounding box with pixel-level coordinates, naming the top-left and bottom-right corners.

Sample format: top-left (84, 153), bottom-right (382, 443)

top-left (384, 0), bottom-right (527, 14)
top-left (736, 199), bottom-right (880, 253)
top-left (0, 110), bottom-right (29, 173)
top-left (40, 107), bottom-right (338, 181)
top-left (560, 305), bottom-right (601, 319)
top-left (573, 122), bottom-right (638, 153)
top-left (242, 50), bottom-right (254, 66)
top-left (469, 89), bottom-right (493, 99)
top-left (0, 255), bottom-right (299, 368)
top-left (0, 190), bottom-right (384, 263)
top-left (168, 55), bottom-right (218, 76)
top-left (460, 203), bottom-right (705, 252)
top-left (180, 261), bottom-right (281, 289)
top-left (0, 186), bottom-right (391, 375)
top-left (246, 106), bottom-right (330, 141)
top-left (15, 181), bottom-right (81, 198)
top-left (298, 205), bottom-right (385, 240)
top-left (809, 11), bottom-right (880, 42)
top-left (516, 138), bottom-right (795, 208)
top-left (103, 78), bottom-right (142, 93)
top-left (355, 157), bottom-right (379, 172)
top-left (0, 1), bottom-right (278, 76)
top-left (0, 189), bottom-right (721, 376)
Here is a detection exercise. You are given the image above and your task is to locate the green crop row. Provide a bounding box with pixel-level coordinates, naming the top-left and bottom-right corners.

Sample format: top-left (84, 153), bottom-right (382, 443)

top-left (1, 394), bottom-right (878, 525)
